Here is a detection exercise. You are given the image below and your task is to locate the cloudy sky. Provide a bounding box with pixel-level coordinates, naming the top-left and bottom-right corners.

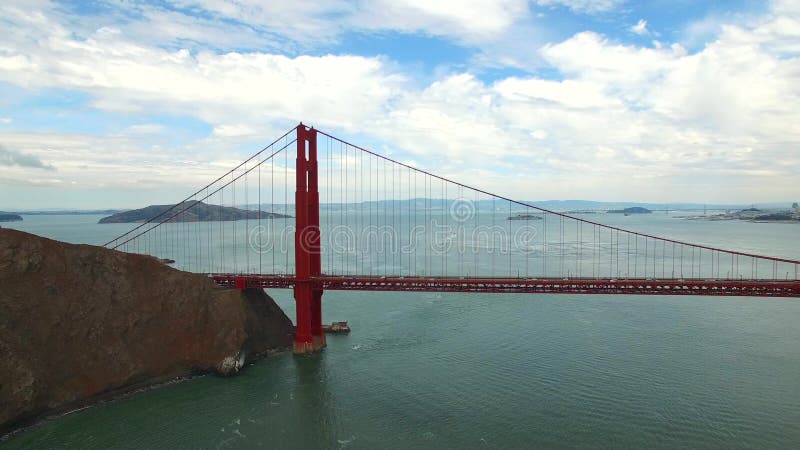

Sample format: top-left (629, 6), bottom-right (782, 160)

top-left (0, 0), bottom-right (798, 209)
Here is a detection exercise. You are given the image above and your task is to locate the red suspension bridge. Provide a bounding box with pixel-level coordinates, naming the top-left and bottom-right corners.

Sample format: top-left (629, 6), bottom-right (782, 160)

top-left (105, 124), bottom-right (800, 353)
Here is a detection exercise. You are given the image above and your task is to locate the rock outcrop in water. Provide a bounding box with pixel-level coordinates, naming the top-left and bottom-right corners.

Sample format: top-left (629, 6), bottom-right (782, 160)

top-left (0, 228), bottom-right (294, 435)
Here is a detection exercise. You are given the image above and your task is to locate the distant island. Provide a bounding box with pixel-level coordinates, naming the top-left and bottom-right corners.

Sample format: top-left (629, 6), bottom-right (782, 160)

top-left (508, 213), bottom-right (542, 220)
top-left (99, 201), bottom-right (291, 224)
top-left (608, 207), bottom-right (652, 214)
top-left (0, 213), bottom-right (22, 222)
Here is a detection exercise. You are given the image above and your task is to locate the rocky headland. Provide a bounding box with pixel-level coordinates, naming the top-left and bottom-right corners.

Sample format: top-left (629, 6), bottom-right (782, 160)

top-left (0, 228), bottom-right (293, 435)
top-left (98, 201), bottom-right (291, 223)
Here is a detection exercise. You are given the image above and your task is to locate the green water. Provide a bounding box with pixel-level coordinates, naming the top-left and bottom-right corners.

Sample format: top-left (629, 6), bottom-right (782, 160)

top-left (2, 214), bottom-right (800, 448)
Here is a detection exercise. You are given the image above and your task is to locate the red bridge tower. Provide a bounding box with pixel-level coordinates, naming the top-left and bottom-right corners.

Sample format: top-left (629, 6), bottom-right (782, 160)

top-left (293, 124), bottom-right (326, 354)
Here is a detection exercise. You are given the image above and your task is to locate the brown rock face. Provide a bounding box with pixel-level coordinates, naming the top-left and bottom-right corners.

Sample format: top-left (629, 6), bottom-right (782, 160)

top-left (0, 229), bottom-right (293, 434)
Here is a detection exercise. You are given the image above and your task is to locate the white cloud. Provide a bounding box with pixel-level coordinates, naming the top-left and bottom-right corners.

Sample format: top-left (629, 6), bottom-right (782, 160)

top-left (156, 0), bottom-right (531, 45)
top-left (771, 0), bottom-right (800, 14)
top-left (494, 77), bottom-right (620, 108)
top-left (630, 19), bottom-right (648, 35)
top-left (365, 3), bottom-right (800, 202)
top-left (126, 124), bottom-right (165, 134)
top-left (0, 0), bottom-right (799, 205)
top-left (164, 0), bottom-right (349, 42)
top-left (0, 54), bottom-right (34, 71)
top-left (535, 0), bottom-right (625, 14)
top-left (0, 5), bottom-right (408, 132)
top-left (0, 130), bottom-right (256, 191)
top-left (211, 124), bottom-right (257, 138)
top-left (530, 130), bottom-right (548, 140)
top-left (682, 16), bottom-right (727, 50)
top-left (348, 0), bottom-right (530, 41)
top-left (0, 145), bottom-right (55, 170)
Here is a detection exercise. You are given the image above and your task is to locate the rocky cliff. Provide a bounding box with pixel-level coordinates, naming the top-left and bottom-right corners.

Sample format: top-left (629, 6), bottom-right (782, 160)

top-left (0, 228), bottom-right (294, 435)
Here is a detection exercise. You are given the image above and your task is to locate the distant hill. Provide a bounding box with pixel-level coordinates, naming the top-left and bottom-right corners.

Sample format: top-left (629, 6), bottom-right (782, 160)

top-left (608, 207), bottom-right (652, 214)
top-left (99, 201), bottom-right (291, 224)
top-left (0, 212), bottom-right (22, 222)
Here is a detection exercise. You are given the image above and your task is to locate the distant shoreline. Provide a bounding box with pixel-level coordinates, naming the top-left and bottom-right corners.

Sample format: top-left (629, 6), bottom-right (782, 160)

top-left (2, 210), bottom-right (123, 216)
top-left (675, 209), bottom-right (800, 224)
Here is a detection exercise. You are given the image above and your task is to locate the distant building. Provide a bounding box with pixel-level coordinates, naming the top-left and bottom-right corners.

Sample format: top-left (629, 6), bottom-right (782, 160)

top-left (793, 202), bottom-right (800, 217)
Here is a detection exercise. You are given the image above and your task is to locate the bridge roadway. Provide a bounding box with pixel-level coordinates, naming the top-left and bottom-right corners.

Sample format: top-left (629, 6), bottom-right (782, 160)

top-left (211, 274), bottom-right (800, 298)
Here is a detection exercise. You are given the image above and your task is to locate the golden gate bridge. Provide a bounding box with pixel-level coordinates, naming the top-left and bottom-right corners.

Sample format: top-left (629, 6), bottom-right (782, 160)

top-left (104, 124), bottom-right (800, 353)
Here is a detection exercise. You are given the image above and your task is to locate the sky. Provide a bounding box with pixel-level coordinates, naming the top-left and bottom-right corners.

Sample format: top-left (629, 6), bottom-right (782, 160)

top-left (0, 0), bottom-right (798, 209)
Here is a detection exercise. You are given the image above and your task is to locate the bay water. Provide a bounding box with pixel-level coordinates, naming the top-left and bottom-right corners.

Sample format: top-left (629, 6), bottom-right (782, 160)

top-left (2, 212), bottom-right (799, 448)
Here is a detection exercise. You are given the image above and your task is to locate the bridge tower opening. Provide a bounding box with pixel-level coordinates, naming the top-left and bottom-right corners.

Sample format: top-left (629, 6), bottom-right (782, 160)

top-left (293, 123), bottom-right (326, 354)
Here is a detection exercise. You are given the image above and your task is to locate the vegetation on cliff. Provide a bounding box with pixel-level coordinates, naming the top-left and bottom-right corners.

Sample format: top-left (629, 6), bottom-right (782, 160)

top-left (0, 228), bottom-right (293, 435)
top-left (98, 201), bottom-right (290, 223)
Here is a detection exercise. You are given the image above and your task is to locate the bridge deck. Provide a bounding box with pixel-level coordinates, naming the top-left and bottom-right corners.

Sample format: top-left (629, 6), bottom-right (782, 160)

top-left (211, 274), bottom-right (800, 298)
